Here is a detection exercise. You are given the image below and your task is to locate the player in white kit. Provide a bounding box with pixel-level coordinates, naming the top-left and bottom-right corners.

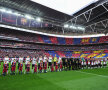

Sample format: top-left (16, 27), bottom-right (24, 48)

top-left (96, 59), bottom-right (98, 68)
top-left (58, 56), bottom-right (61, 71)
top-left (103, 58), bottom-right (107, 68)
top-left (88, 59), bottom-right (91, 69)
top-left (38, 56), bottom-right (43, 71)
top-left (18, 57), bottom-right (24, 73)
top-left (91, 60), bottom-right (94, 69)
top-left (32, 57), bottom-right (37, 73)
top-left (81, 60), bottom-right (84, 69)
top-left (25, 56), bottom-right (30, 73)
top-left (93, 59), bottom-right (96, 68)
top-left (43, 55), bottom-right (47, 66)
top-left (48, 55), bottom-right (52, 71)
top-left (84, 60), bottom-right (86, 69)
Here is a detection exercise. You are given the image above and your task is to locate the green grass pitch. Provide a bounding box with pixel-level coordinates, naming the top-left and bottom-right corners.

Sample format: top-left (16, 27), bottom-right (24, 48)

top-left (0, 62), bottom-right (108, 90)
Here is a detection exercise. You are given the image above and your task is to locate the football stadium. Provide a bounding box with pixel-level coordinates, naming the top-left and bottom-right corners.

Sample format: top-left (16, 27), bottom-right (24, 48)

top-left (0, 0), bottom-right (108, 90)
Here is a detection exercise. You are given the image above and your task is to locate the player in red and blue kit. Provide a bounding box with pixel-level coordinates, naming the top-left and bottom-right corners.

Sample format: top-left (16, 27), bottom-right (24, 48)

top-left (34, 62), bottom-right (37, 73)
top-left (55, 61), bottom-right (58, 72)
top-left (3, 61), bottom-right (8, 76)
top-left (39, 60), bottom-right (43, 73)
top-left (51, 62), bottom-right (54, 72)
top-left (60, 60), bottom-right (63, 71)
top-left (19, 61), bottom-right (23, 74)
top-left (44, 61), bottom-right (47, 73)
top-left (11, 60), bottom-right (16, 75)
top-left (26, 62), bottom-right (30, 74)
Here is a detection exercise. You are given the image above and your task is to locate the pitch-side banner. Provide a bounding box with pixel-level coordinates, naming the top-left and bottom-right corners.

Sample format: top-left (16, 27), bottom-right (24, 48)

top-left (2, 12), bottom-right (17, 25)
top-left (0, 11), bottom-right (2, 22)
top-left (17, 16), bottom-right (30, 27)
top-left (41, 23), bottom-right (52, 27)
top-left (30, 20), bottom-right (41, 28)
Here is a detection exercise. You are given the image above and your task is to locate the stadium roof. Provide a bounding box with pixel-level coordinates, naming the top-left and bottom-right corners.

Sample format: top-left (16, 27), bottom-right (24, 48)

top-left (0, 0), bottom-right (72, 23)
top-left (30, 0), bottom-right (97, 15)
top-left (0, 0), bottom-right (108, 35)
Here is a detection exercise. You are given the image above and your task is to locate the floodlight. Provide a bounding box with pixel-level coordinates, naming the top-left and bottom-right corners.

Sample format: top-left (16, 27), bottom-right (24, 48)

top-left (36, 17), bottom-right (42, 22)
top-left (0, 8), bottom-right (6, 12)
top-left (25, 15), bottom-right (33, 19)
top-left (64, 24), bottom-right (69, 28)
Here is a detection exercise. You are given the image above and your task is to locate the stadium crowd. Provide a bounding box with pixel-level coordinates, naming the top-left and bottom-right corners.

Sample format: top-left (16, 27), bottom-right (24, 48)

top-left (0, 28), bottom-right (108, 45)
top-left (0, 40), bottom-right (108, 51)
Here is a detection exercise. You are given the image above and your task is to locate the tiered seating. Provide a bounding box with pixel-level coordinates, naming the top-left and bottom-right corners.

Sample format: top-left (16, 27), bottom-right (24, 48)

top-left (57, 37), bottom-right (66, 44)
top-left (102, 53), bottom-right (108, 58)
top-left (96, 54), bottom-right (106, 58)
top-left (73, 38), bottom-right (81, 45)
top-left (65, 38), bottom-right (73, 45)
top-left (0, 49), bottom-right (45, 58)
top-left (73, 51), bottom-right (82, 54)
top-left (87, 53), bottom-right (99, 58)
top-left (81, 38), bottom-right (90, 44)
top-left (99, 36), bottom-right (108, 43)
top-left (80, 54), bottom-right (88, 58)
top-left (0, 48), bottom-right (108, 58)
top-left (83, 51), bottom-right (91, 53)
top-left (50, 37), bottom-right (58, 44)
top-left (44, 52), bottom-right (50, 57)
top-left (37, 35), bottom-right (44, 43)
top-left (41, 35), bottom-right (51, 43)
top-left (47, 51), bottom-right (59, 58)
top-left (72, 54), bottom-right (80, 58)
top-left (0, 28), bottom-right (108, 45)
top-left (93, 50), bottom-right (103, 53)
top-left (56, 51), bottom-right (65, 57)
top-left (103, 50), bottom-right (108, 53)
top-left (64, 51), bottom-right (72, 57)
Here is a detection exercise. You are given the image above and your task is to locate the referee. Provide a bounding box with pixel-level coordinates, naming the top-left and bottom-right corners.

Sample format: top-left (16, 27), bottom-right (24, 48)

top-left (53, 54), bottom-right (57, 66)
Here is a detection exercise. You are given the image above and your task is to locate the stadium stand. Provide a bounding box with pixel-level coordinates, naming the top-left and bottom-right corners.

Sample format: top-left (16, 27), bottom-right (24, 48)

top-left (0, 28), bottom-right (108, 45)
top-left (80, 54), bottom-right (89, 58)
top-left (72, 54), bottom-right (81, 58)
top-left (56, 51), bottom-right (66, 57)
top-left (65, 38), bottom-right (73, 45)
top-left (50, 37), bottom-right (58, 44)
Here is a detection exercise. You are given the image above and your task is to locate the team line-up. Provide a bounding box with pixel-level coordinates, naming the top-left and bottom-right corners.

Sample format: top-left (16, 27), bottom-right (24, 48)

top-left (1, 54), bottom-right (107, 76)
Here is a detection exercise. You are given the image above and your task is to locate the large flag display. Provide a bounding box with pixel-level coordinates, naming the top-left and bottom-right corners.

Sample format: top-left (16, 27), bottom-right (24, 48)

top-left (99, 36), bottom-right (108, 43)
top-left (17, 16), bottom-right (30, 27)
top-left (90, 37), bottom-right (99, 43)
top-left (2, 12), bottom-right (17, 25)
top-left (74, 38), bottom-right (81, 45)
top-left (81, 38), bottom-right (90, 44)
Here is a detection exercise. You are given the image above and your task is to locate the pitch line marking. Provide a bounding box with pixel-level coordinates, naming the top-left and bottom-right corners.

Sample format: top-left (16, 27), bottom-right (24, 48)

top-left (76, 71), bottom-right (108, 78)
